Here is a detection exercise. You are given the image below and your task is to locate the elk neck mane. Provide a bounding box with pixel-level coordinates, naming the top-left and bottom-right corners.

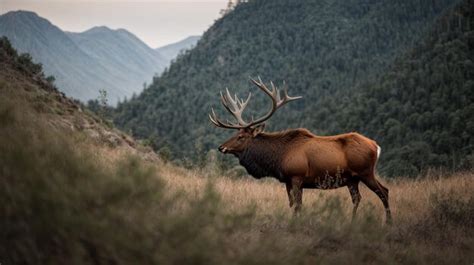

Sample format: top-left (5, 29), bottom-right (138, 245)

top-left (238, 128), bottom-right (314, 180)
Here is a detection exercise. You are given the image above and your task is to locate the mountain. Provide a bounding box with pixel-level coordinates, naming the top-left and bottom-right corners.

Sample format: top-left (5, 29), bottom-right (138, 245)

top-left (113, 0), bottom-right (461, 176)
top-left (0, 11), bottom-right (166, 105)
top-left (156, 35), bottom-right (200, 65)
top-left (66, 26), bottom-right (166, 102)
top-left (0, 11), bottom-right (107, 102)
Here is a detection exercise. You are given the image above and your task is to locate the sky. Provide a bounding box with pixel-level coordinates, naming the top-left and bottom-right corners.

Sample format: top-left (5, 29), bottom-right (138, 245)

top-left (0, 0), bottom-right (228, 48)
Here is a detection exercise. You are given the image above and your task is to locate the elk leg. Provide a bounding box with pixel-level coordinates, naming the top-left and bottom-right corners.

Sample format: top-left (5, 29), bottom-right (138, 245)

top-left (285, 181), bottom-right (294, 208)
top-left (376, 180), bottom-right (392, 224)
top-left (361, 176), bottom-right (392, 225)
top-left (347, 181), bottom-right (361, 222)
top-left (291, 177), bottom-right (303, 215)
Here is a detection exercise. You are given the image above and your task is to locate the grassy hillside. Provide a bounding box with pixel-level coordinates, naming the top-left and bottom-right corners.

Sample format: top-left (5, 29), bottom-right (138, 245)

top-left (113, 0), bottom-right (459, 174)
top-left (1, 37), bottom-right (473, 264)
top-left (0, 36), bottom-right (156, 157)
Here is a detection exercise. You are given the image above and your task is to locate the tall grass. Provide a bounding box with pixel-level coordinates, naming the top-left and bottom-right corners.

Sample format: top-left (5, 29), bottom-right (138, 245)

top-left (1, 98), bottom-right (473, 264)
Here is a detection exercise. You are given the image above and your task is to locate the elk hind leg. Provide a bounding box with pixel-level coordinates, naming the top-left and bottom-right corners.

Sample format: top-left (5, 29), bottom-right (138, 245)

top-left (361, 175), bottom-right (392, 225)
top-left (347, 180), bottom-right (361, 222)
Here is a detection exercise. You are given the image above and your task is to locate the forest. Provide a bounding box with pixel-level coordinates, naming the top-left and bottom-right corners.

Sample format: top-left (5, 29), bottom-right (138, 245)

top-left (324, 2), bottom-right (474, 176)
top-left (112, 0), bottom-right (472, 177)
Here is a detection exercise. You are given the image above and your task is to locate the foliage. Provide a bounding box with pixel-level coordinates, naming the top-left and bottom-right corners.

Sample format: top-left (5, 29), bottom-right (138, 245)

top-left (112, 0), bottom-right (468, 177)
top-left (87, 90), bottom-right (115, 126)
top-left (0, 36), bottom-right (44, 77)
top-left (45, 75), bottom-right (56, 84)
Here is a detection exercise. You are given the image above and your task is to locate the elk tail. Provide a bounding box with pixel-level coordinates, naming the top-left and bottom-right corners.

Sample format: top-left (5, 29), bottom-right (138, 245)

top-left (373, 143), bottom-right (382, 177)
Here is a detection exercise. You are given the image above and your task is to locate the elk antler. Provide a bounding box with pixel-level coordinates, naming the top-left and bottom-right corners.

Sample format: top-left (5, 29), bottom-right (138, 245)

top-left (209, 87), bottom-right (253, 129)
top-left (247, 76), bottom-right (302, 127)
top-left (209, 77), bottom-right (302, 129)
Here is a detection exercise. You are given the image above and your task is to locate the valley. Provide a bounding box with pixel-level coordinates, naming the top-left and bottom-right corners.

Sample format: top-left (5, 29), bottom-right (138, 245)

top-left (1, 0), bottom-right (473, 264)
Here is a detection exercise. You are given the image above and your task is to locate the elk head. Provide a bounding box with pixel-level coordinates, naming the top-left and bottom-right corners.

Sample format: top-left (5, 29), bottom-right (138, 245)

top-left (209, 77), bottom-right (301, 155)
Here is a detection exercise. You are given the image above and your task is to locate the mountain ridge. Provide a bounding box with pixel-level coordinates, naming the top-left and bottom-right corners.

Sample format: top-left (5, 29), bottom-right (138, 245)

top-left (0, 10), bottom-right (166, 105)
top-left (156, 35), bottom-right (200, 64)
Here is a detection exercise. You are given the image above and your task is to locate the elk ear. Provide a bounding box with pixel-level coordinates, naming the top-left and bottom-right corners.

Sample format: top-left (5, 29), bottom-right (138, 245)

top-left (252, 123), bottom-right (266, 136)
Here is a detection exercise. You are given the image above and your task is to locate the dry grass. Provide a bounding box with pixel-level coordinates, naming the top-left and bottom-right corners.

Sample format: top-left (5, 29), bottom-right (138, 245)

top-left (159, 163), bottom-right (474, 219)
top-left (154, 164), bottom-right (474, 264)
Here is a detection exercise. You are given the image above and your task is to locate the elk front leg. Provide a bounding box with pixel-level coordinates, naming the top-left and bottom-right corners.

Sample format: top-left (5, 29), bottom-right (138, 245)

top-left (290, 177), bottom-right (303, 215)
top-left (285, 181), bottom-right (294, 208)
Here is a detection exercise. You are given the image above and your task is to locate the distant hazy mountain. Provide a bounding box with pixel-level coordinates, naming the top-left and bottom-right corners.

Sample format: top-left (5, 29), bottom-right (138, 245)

top-left (66, 26), bottom-right (167, 101)
top-left (0, 11), bottom-right (166, 104)
top-left (156, 36), bottom-right (200, 65)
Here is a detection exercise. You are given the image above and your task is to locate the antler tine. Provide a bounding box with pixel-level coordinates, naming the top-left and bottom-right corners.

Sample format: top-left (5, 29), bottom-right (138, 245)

top-left (221, 87), bottom-right (236, 113)
top-left (238, 92), bottom-right (252, 109)
top-left (210, 108), bottom-right (224, 126)
top-left (250, 77), bottom-right (276, 101)
top-left (220, 91), bottom-right (235, 117)
top-left (209, 108), bottom-right (221, 127)
top-left (209, 107), bottom-right (243, 129)
top-left (279, 82), bottom-right (302, 105)
top-left (252, 76), bottom-right (274, 96)
top-left (214, 87), bottom-right (253, 128)
top-left (270, 81), bottom-right (281, 101)
top-left (220, 89), bottom-right (237, 115)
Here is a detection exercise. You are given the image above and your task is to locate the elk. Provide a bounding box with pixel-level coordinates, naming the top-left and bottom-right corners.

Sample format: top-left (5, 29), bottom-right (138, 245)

top-left (209, 78), bottom-right (392, 224)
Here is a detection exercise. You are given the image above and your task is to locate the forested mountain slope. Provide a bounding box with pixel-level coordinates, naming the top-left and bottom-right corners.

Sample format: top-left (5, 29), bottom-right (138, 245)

top-left (0, 11), bottom-right (165, 104)
top-left (156, 35), bottom-right (200, 65)
top-left (323, 0), bottom-right (474, 176)
top-left (114, 0), bottom-right (460, 176)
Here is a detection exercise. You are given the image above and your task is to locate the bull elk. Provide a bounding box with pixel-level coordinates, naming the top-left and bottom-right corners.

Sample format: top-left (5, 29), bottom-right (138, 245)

top-left (209, 78), bottom-right (392, 224)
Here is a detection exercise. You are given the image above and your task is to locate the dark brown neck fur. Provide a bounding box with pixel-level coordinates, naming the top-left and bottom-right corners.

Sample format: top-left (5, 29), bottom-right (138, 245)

top-left (238, 129), bottom-right (313, 180)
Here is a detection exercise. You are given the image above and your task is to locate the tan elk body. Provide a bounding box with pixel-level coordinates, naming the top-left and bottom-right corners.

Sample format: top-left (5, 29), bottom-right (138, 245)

top-left (210, 78), bottom-right (392, 224)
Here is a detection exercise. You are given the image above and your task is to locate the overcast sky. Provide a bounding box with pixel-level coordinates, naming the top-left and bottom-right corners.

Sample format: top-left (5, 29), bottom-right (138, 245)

top-left (1, 0), bottom-right (228, 48)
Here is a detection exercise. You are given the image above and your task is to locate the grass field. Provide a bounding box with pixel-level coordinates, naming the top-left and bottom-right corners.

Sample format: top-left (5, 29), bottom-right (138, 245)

top-left (159, 163), bottom-right (474, 264)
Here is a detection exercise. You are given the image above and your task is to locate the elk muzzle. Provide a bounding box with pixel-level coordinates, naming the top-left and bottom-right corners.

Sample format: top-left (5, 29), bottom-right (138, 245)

top-left (218, 145), bottom-right (228, 153)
